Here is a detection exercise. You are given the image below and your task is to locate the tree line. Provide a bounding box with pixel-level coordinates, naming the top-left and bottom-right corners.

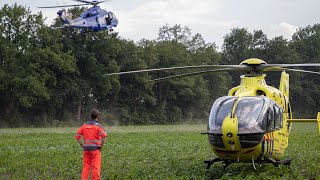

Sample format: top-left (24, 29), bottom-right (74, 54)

top-left (0, 4), bottom-right (319, 127)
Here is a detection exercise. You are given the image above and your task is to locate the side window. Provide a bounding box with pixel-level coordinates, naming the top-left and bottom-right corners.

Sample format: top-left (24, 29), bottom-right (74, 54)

top-left (266, 108), bottom-right (275, 132)
top-left (92, 9), bottom-right (98, 16)
top-left (274, 105), bottom-right (283, 129)
top-left (110, 12), bottom-right (116, 19)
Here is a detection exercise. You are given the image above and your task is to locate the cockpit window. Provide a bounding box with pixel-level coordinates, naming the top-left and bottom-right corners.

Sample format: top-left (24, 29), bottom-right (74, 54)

top-left (235, 97), bottom-right (266, 134)
top-left (109, 12), bottom-right (116, 19)
top-left (208, 96), bottom-right (236, 133)
top-left (267, 107), bottom-right (275, 131)
top-left (81, 9), bottom-right (98, 18)
top-left (274, 105), bottom-right (283, 129)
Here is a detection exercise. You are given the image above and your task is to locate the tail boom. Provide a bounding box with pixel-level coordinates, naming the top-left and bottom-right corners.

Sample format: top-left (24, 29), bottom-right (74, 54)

top-left (287, 112), bottom-right (320, 134)
top-left (57, 9), bottom-right (72, 24)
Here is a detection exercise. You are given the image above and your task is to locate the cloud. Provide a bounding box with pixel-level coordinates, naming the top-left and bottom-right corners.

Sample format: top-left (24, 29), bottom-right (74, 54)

top-left (113, 0), bottom-right (233, 41)
top-left (270, 22), bottom-right (298, 40)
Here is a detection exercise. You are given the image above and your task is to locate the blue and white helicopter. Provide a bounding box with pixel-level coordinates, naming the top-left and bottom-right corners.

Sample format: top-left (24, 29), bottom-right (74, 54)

top-left (39, 0), bottom-right (118, 33)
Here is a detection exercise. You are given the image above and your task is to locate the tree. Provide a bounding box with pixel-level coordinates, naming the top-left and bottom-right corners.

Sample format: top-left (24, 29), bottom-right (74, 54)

top-left (222, 28), bottom-right (268, 64)
top-left (222, 28), bottom-right (269, 86)
top-left (290, 24), bottom-right (320, 117)
top-left (0, 4), bottom-right (76, 126)
top-left (188, 33), bottom-right (231, 117)
top-left (114, 40), bottom-right (156, 125)
top-left (151, 25), bottom-right (228, 123)
top-left (158, 24), bottom-right (191, 45)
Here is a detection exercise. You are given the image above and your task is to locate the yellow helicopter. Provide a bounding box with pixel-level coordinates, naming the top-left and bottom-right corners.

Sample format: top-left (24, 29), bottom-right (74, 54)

top-left (105, 58), bottom-right (320, 169)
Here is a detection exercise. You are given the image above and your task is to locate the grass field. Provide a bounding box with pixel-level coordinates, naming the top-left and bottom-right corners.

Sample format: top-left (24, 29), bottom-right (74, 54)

top-left (0, 123), bottom-right (320, 179)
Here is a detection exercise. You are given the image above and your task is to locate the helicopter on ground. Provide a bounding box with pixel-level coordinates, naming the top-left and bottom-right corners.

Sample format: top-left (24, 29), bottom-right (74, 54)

top-left (105, 58), bottom-right (320, 169)
top-left (39, 0), bottom-right (118, 33)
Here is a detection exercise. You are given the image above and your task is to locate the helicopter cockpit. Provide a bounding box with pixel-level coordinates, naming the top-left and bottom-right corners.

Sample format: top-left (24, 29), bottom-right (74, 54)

top-left (208, 96), bottom-right (283, 134)
top-left (105, 12), bottom-right (117, 26)
top-left (208, 96), bottom-right (283, 148)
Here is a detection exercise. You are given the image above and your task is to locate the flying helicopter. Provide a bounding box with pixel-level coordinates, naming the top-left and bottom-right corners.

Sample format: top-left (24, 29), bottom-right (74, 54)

top-left (38, 0), bottom-right (118, 33)
top-left (105, 58), bottom-right (320, 169)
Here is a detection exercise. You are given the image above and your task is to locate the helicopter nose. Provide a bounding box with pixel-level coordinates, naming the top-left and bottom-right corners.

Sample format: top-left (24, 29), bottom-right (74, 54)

top-left (114, 19), bottom-right (118, 26)
top-left (221, 116), bottom-right (241, 151)
top-left (238, 133), bottom-right (264, 148)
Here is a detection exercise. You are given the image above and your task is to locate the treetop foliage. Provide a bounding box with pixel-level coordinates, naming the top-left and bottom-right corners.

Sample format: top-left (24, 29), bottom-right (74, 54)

top-left (0, 4), bottom-right (319, 127)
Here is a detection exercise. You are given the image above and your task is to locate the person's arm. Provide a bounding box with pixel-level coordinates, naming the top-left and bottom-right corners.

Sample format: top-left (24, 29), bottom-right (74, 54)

top-left (98, 126), bottom-right (107, 150)
top-left (100, 137), bottom-right (106, 149)
top-left (77, 139), bottom-right (84, 147)
top-left (75, 126), bottom-right (84, 148)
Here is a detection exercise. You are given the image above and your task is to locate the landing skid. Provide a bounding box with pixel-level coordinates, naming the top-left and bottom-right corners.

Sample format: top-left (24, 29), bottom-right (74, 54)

top-left (204, 158), bottom-right (223, 169)
top-left (264, 157), bottom-right (293, 167)
top-left (204, 157), bottom-right (293, 169)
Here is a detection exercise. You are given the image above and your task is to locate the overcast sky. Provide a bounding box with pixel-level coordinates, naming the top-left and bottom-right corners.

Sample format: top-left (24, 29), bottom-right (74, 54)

top-left (0, 0), bottom-right (319, 49)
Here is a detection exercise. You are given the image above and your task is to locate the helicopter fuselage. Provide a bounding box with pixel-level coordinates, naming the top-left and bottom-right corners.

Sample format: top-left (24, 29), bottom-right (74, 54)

top-left (57, 6), bottom-right (118, 32)
top-left (104, 57), bottom-right (320, 168)
top-left (207, 71), bottom-right (291, 163)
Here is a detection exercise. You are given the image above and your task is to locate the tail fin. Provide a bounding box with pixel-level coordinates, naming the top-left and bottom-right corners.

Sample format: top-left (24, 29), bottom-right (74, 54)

top-left (57, 9), bottom-right (71, 24)
top-left (279, 71), bottom-right (289, 98)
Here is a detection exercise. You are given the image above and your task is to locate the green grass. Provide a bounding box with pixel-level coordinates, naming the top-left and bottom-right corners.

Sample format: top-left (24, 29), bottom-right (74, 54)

top-left (0, 123), bottom-right (319, 179)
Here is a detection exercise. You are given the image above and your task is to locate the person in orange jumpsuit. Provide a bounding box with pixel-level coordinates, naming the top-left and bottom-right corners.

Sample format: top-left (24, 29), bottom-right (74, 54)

top-left (75, 109), bottom-right (107, 180)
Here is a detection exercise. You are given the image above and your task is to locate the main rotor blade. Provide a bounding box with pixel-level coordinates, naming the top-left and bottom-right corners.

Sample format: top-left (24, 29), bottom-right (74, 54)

top-left (74, 0), bottom-right (108, 5)
top-left (259, 63), bottom-right (320, 71)
top-left (95, 0), bottom-right (109, 3)
top-left (104, 65), bottom-right (248, 76)
top-left (147, 68), bottom-right (242, 83)
top-left (38, 4), bottom-right (89, 8)
top-left (104, 62), bottom-right (320, 77)
top-left (285, 68), bottom-right (320, 75)
top-left (147, 67), bottom-right (320, 83)
top-left (74, 0), bottom-right (93, 3)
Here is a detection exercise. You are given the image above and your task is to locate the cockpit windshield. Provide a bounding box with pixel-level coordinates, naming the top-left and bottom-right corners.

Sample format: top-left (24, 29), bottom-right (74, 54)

top-left (208, 96), bottom-right (277, 134)
top-left (235, 97), bottom-right (266, 134)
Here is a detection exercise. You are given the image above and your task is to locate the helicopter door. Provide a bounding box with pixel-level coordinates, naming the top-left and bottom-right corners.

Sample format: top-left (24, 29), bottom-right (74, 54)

top-left (266, 102), bottom-right (283, 132)
top-left (266, 107), bottom-right (275, 132)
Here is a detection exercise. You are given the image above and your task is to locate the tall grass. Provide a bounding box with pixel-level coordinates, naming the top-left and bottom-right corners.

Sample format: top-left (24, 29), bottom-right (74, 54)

top-left (0, 123), bottom-right (319, 179)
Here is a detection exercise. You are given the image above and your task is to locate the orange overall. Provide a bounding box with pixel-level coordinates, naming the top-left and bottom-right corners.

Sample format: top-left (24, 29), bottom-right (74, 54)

top-left (75, 120), bottom-right (107, 180)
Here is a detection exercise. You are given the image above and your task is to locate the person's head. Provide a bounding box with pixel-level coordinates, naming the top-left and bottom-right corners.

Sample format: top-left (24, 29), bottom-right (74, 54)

top-left (91, 109), bottom-right (100, 120)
